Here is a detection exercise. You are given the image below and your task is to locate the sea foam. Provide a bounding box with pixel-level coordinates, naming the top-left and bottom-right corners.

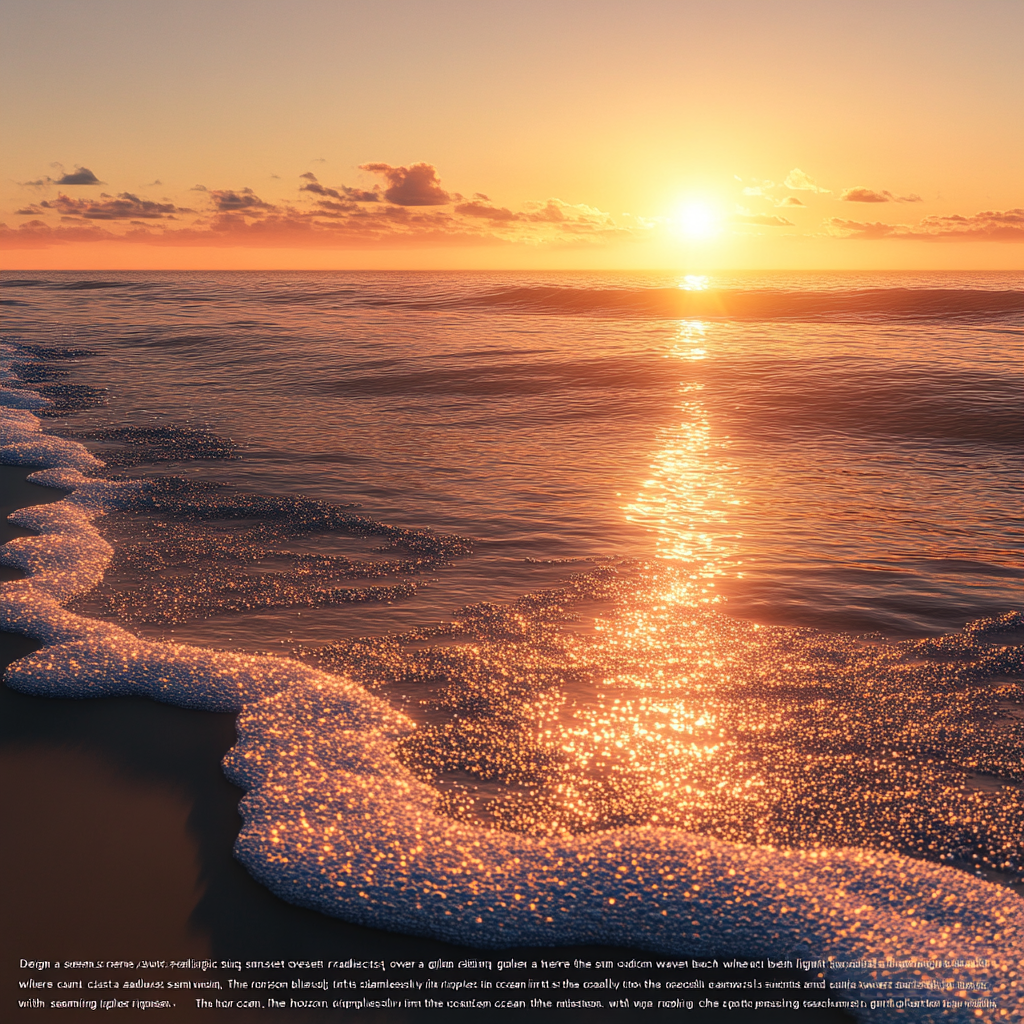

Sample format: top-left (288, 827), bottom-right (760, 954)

top-left (1, 344), bottom-right (1020, 1022)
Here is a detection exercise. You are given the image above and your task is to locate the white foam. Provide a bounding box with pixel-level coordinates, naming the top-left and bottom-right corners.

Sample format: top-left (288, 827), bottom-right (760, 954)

top-left (0, 402), bottom-right (104, 470)
top-left (1, 348), bottom-right (1019, 1022)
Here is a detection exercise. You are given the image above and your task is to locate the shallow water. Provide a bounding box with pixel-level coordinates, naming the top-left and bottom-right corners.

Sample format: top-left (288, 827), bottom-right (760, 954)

top-left (1, 271), bottom-right (1022, 1021)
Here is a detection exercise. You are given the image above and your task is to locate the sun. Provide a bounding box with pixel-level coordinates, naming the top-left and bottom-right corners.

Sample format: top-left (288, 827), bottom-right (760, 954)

top-left (670, 200), bottom-right (721, 240)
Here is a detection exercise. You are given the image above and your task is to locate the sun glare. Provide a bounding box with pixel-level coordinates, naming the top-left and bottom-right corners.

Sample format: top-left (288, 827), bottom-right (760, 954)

top-left (679, 274), bottom-right (709, 291)
top-left (671, 201), bottom-right (721, 241)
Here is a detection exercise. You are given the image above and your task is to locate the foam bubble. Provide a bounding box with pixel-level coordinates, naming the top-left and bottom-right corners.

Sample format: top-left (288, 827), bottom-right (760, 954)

top-left (1, 399), bottom-right (103, 470)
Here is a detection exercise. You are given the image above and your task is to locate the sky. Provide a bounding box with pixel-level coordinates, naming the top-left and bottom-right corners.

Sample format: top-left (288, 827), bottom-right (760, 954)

top-left (1, 0), bottom-right (1021, 270)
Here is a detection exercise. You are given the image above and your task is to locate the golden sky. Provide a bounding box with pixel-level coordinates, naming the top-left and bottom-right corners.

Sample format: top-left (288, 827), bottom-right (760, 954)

top-left (1, 0), bottom-right (1021, 270)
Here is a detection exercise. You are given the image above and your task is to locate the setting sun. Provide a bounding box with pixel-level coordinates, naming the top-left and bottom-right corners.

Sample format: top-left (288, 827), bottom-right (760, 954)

top-left (671, 200), bottom-right (721, 241)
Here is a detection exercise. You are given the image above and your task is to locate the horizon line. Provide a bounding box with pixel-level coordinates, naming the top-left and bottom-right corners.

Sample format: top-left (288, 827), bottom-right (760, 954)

top-left (3, 267), bottom-right (1022, 274)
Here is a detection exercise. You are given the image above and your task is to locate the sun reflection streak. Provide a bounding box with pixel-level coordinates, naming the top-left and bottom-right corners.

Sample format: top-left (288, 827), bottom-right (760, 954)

top-left (679, 274), bottom-right (710, 291)
top-left (522, 317), bottom-right (751, 825)
top-left (670, 318), bottom-right (708, 360)
top-left (621, 320), bottom-right (739, 604)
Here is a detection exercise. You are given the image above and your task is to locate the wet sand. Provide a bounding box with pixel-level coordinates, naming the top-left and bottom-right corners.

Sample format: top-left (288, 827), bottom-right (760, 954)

top-left (1, 465), bottom-right (852, 1023)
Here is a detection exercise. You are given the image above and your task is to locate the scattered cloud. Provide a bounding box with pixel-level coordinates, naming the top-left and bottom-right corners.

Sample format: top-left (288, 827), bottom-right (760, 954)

top-left (6, 159), bottom-right (1015, 252)
top-left (840, 187), bottom-right (924, 204)
top-left (827, 218), bottom-right (900, 239)
top-left (828, 208), bottom-right (1024, 242)
top-left (207, 188), bottom-right (276, 213)
top-left (359, 162), bottom-right (451, 206)
top-left (454, 200), bottom-right (520, 222)
top-left (299, 173), bottom-right (379, 204)
top-left (784, 168), bottom-right (830, 193)
top-left (16, 164), bottom-right (104, 189)
top-left (522, 198), bottom-right (609, 224)
top-left (1, 163), bottom-right (631, 250)
top-left (839, 187), bottom-right (890, 204)
top-left (55, 166), bottom-right (103, 186)
top-left (34, 192), bottom-right (189, 220)
top-left (732, 212), bottom-right (794, 227)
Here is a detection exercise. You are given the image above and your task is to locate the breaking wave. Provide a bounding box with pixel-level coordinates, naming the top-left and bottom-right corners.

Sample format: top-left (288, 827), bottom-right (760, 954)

top-left (384, 286), bottom-right (1024, 323)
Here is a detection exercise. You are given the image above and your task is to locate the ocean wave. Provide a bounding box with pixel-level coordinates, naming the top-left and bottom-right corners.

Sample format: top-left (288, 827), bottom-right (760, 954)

top-left (314, 355), bottom-right (1021, 445)
top-left (386, 286), bottom-right (1024, 323)
top-left (52, 280), bottom-right (137, 290)
top-left (4, 274), bottom-right (1021, 326)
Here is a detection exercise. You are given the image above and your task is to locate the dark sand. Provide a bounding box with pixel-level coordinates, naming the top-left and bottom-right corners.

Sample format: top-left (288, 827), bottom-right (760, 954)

top-left (1, 465), bottom-right (851, 1022)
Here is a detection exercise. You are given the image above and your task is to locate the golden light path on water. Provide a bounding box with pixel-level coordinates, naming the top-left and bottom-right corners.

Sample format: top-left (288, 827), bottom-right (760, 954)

top-left (544, 316), bottom-right (755, 829)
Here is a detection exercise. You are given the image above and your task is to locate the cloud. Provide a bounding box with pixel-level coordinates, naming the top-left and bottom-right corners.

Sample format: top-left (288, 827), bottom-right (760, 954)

top-left (784, 168), bottom-right (830, 193)
top-left (207, 188), bottom-right (276, 213)
top-left (522, 198), bottom-right (610, 224)
top-left (828, 208), bottom-right (1024, 242)
top-left (827, 218), bottom-right (899, 239)
top-left (15, 164), bottom-right (103, 189)
top-left (732, 213), bottom-right (794, 227)
top-left (344, 187), bottom-right (380, 203)
top-left (299, 174), bottom-right (343, 200)
top-left (840, 187), bottom-right (891, 203)
top-left (55, 166), bottom-right (103, 185)
top-left (359, 162), bottom-right (451, 206)
top-left (36, 192), bottom-right (188, 220)
top-left (523, 200), bottom-right (571, 223)
top-left (299, 173), bottom-right (379, 204)
top-left (839, 187), bottom-right (924, 204)
top-left (454, 200), bottom-right (520, 222)
top-left (778, 196), bottom-right (804, 207)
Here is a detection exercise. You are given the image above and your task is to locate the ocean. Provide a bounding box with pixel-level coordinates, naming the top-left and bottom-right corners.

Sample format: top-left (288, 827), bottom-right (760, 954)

top-left (1, 270), bottom-right (1022, 1021)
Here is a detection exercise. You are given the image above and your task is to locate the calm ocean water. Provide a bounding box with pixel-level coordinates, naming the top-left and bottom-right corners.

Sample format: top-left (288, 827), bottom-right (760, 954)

top-left (1, 270), bottom-right (1022, 1018)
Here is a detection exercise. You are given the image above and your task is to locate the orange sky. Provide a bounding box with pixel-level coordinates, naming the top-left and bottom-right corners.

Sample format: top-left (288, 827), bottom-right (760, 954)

top-left (1, 0), bottom-right (1021, 270)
